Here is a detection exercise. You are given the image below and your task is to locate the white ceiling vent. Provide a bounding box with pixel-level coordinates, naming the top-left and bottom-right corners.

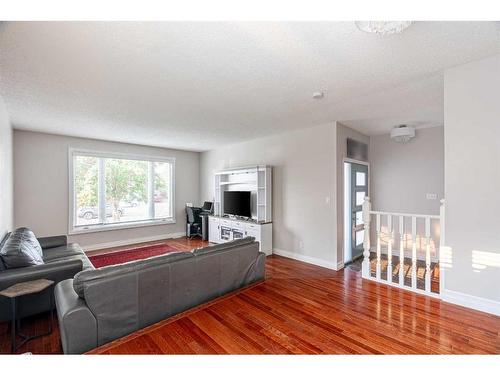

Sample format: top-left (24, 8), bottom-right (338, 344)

top-left (390, 125), bottom-right (415, 143)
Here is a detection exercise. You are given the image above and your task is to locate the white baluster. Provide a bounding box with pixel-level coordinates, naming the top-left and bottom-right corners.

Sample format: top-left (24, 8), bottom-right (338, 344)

top-left (425, 217), bottom-right (431, 293)
top-left (376, 213), bottom-right (381, 280)
top-left (387, 215), bottom-right (393, 283)
top-left (411, 216), bottom-right (417, 289)
top-left (362, 197), bottom-right (371, 279)
top-left (399, 216), bottom-right (405, 287)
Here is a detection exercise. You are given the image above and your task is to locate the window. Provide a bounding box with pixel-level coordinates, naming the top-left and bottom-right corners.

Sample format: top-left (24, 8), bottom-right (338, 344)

top-left (346, 138), bottom-right (368, 161)
top-left (70, 149), bottom-right (175, 233)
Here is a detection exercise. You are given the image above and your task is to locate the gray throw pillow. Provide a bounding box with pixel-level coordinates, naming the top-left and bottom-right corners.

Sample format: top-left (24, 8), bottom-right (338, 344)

top-left (0, 228), bottom-right (44, 269)
top-left (17, 227), bottom-right (43, 257)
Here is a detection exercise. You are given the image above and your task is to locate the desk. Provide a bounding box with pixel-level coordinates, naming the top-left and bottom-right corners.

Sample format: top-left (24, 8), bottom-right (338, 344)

top-left (199, 212), bottom-right (210, 241)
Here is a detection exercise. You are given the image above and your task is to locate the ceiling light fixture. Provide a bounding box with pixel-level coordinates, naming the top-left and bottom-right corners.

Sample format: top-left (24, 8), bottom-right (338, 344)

top-left (355, 21), bottom-right (413, 35)
top-left (390, 125), bottom-right (415, 143)
top-left (312, 92), bottom-right (324, 99)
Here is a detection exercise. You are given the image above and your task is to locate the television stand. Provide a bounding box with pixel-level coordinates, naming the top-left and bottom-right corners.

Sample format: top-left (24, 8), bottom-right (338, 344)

top-left (208, 215), bottom-right (272, 256)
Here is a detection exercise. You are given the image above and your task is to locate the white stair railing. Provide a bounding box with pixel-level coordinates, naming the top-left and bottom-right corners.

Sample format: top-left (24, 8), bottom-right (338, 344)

top-left (361, 197), bottom-right (444, 297)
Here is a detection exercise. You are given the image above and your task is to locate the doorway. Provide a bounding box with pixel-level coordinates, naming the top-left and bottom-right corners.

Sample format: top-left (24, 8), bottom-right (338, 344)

top-left (343, 161), bottom-right (369, 265)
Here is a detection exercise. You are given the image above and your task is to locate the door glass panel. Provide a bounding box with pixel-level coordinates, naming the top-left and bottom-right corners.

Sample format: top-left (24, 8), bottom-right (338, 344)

top-left (356, 172), bottom-right (366, 186)
top-left (355, 230), bottom-right (365, 246)
top-left (356, 191), bottom-right (366, 206)
top-left (355, 211), bottom-right (363, 226)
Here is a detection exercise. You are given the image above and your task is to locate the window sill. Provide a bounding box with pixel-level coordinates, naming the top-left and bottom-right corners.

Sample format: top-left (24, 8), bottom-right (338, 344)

top-left (69, 218), bottom-right (176, 235)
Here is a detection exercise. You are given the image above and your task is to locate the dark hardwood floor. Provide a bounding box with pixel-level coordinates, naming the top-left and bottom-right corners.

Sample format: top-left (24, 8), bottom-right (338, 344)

top-left (1, 237), bottom-right (499, 354)
top-left (89, 255), bottom-right (499, 354)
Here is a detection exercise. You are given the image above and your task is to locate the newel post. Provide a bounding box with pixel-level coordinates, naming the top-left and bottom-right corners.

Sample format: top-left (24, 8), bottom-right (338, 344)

top-left (439, 199), bottom-right (445, 248)
top-left (439, 199), bottom-right (445, 293)
top-left (362, 197), bottom-right (371, 278)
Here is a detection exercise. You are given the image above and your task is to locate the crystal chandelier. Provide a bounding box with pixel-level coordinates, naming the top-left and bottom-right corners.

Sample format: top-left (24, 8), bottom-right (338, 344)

top-left (355, 21), bottom-right (413, 35)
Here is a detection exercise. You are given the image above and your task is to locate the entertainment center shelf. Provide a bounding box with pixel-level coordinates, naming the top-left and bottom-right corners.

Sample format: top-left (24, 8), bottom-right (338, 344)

top-left (213, 165), bottom-right (272, 223)
top-left (210, 165), bottom-right (273, 255)
top-left (219, 181), bottom-right (257, 186)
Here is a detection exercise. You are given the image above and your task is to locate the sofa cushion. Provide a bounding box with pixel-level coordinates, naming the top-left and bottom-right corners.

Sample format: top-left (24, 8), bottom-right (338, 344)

top-left (42, 242), bottom-right (94, 271)
top-left (38, 235), bottom-right (67, 250)
top-left (0, 228), bottom-right (44, 269)
top-left (43, 243), bottom-right (85, 262)
top-left (45, 253), bottom-right (95, 271)
top-left (16, 227), bottom-right (43, 258)
top-left (73, 251), bottom-right (194, 298)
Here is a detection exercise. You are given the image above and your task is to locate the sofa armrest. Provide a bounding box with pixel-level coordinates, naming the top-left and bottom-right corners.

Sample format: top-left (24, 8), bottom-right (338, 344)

top-left (244, 252), bottom-right (266, 284)
top-left (38, 235), bottom-right (68, 250)
top-left (55, 279), bottom-right (98, 354)
top-left (0, 258), bottom-right (83, 291)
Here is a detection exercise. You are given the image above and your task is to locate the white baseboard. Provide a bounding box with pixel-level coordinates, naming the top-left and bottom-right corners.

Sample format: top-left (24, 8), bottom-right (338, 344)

top-left (441, 288), bottom-right (500, 316)
top-left (272, 248), bottom-right (337, 270)
top-left (82, 232), bottom-right (186, 252)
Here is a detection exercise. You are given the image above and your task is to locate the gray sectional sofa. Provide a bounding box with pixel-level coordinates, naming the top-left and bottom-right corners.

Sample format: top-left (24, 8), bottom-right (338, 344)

top-left (0, 229), bottom-right (93, 322)
top-left (54, 237), bottom-right (266, 354)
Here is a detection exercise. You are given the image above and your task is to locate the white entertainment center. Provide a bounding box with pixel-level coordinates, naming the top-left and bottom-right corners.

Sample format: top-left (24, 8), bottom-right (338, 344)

top-left (208, 165), bottom-right (273, 255)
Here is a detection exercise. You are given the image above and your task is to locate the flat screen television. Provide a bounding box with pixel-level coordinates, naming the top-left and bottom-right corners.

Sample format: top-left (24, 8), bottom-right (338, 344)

top-left (223, 191), bottom-right (251, 218)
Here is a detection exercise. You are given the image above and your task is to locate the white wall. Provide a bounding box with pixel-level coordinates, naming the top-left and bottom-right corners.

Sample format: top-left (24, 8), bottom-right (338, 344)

top-left (13, 130), bottom-right (200, 248)
top-left (370, 126), bottom-right (444, 215)
top-left (200, 123), bottom-right (338, 268)
top-left (443, 53), bottom-right (500, 312)
top-left (336, 123), bottom-right (370, 265)
top-left (0, 96), bottom-right (13, 240)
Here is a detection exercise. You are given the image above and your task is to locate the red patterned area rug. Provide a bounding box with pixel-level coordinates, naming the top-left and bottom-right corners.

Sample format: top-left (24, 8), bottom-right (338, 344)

top-left (88, 243), bottom-right (183, 268)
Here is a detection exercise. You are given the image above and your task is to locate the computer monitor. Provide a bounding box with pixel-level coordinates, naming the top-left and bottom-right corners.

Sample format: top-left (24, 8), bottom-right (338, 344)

top-left (201, 201), bottom-right (213, 212)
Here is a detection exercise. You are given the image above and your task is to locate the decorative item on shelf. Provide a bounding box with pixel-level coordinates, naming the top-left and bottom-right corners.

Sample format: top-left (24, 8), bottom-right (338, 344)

top-left (222, 214), bottom-right (255, 222)
top-left (355, 21), bottom-right (413, 35)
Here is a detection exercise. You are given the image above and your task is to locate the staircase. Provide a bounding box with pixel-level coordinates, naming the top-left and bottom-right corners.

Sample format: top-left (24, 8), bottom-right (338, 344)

top-left (368, 253), bottom-right (440, 294)
top-left (361, 197), bottom-right (445, 297)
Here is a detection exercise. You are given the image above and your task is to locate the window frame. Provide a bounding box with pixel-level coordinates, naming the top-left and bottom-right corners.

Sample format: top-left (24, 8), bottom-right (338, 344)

top-left (68, 147), bottom-right (176, 235)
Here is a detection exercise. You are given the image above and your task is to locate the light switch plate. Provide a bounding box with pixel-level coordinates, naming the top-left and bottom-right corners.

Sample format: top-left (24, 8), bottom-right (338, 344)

top-left (426, 193), bottom-right (437, 200)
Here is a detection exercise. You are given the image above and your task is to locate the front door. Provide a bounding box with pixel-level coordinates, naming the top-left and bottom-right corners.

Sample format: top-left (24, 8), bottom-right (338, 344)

top-left (350, 163), bottom-right (368, 261)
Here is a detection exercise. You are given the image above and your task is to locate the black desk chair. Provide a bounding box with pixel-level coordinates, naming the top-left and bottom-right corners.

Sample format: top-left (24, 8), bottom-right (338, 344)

top-left (186, 206), bottom-right (202, 239)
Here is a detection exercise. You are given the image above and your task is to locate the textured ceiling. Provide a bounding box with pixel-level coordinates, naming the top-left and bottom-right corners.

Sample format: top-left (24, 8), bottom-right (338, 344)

top-left (0, 21), bottom-right (499, 151)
